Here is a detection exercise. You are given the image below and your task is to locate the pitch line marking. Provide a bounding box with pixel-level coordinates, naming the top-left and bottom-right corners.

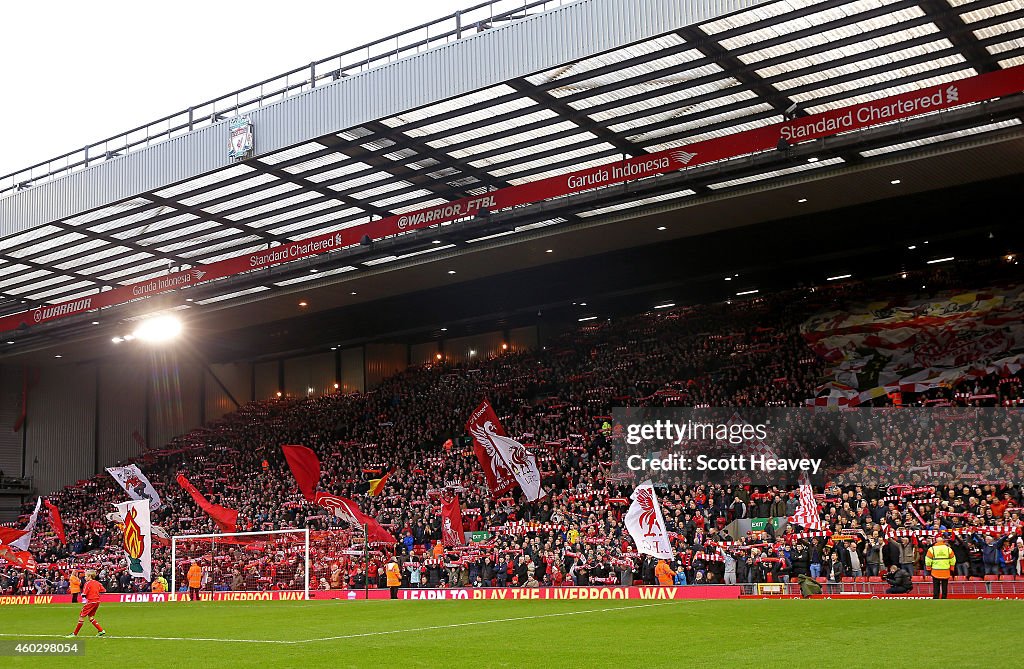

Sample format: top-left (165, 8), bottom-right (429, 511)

top-left (0, 632), bottom-right (293, 644)
top-left (0, 601), bottom-right (677, 645)
top-left (294, 601), bottom-right (677, 644)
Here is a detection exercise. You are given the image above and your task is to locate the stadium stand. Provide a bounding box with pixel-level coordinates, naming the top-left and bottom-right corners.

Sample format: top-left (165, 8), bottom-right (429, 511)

top-left (3, 261), bottom-right (1022, 597)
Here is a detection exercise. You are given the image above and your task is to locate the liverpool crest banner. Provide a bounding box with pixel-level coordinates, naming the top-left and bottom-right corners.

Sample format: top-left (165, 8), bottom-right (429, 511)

top-left (107, 464), bottom-right (163, 510)
top-left (625, 480), bottom-right (673, 559)
top-left (467, 400), bottom-right (545, 501)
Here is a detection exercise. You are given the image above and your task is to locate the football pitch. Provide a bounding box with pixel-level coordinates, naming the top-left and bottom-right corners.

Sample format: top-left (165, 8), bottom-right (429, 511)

top-left (0, 599), bottom-right (1018, 668)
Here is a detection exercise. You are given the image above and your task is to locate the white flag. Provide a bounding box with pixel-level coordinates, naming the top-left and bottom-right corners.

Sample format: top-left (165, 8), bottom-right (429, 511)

top-left (475, 430), bottom-right (545, 502)
top-left (115, 500), bottom-right (152, 581)
top-left (107, 464), bottom-right (163, 510)
top-left (787, 473), bottom-right (823, 530)
top-left (625, 480), bottom-right (674, 559)
top-left (467, 401), bottom-right (546, 502)
top-left (10, 497), bottom-right (42, 551)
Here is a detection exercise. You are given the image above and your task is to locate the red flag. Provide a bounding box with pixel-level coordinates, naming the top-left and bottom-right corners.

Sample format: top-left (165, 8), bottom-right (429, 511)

top-left (313, 492), bottom-right (396, 545)
top-left (282, 444), bottom-right (320, 501)
top-left (466, 400), bottom-right (516, 498)
top-left (441, 495), bottom-right (465, 547)
top-left (44, 500), bottom-right (65, 544)
top-left (176, 474), bottom-right (238, 534)
top-left (0, 544), bottom-right (37, 571)
top-left (0, 527), bottom-right (28, 546)
top-left (466, 400), bottom-right (545, 501)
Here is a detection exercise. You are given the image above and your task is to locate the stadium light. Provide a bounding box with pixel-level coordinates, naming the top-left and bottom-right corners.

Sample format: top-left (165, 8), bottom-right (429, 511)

top-left (131, 315), bottom-right (182, 343)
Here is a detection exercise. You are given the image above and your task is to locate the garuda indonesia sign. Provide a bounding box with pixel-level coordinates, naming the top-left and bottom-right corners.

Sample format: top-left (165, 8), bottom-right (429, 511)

top-left (228, 116), bottom-right (254, 160)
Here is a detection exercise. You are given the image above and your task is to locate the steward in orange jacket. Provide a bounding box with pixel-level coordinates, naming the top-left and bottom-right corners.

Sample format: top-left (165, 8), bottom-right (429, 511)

top-left (655, 559), bottom-right (676, 586)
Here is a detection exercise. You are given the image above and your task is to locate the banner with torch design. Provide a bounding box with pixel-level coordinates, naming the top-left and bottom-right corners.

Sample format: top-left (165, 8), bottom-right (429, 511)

top-left (115, 500), bottom-right (152, 581)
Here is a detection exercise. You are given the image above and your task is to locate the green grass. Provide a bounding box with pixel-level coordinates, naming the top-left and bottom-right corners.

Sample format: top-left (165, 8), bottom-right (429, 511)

top-left (0, 599), bottom-right (1017, 668)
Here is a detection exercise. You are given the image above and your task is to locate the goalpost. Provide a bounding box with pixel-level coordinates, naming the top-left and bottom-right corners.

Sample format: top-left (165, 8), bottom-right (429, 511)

top-left (171, 528), bottom-right (311, 600)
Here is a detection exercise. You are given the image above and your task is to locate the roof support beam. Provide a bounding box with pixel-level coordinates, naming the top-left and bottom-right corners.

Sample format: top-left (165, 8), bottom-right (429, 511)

top-left (505, 79), bottom-right (648, 158)
top-left (141, 193), bottom-right (279, 244)
top-left (918, 0), bottom-right (1002, 74)
top-left (317, 123), bottom-right (511, 197)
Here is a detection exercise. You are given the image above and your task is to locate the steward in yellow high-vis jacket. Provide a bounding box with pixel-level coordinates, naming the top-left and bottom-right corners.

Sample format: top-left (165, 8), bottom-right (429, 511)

top-left (925, 536), bottom-right (956, 599)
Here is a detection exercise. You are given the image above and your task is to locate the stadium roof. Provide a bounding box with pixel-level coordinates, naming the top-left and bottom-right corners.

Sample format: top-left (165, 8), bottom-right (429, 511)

top-left (1, 0), bottom-right (1023, 357)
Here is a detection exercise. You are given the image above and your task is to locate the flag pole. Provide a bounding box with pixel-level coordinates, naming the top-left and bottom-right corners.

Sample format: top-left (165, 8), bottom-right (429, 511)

top-left (304, 527), bottom-right (310, 601)
top-left (363, 523), bottom-right (369, 600)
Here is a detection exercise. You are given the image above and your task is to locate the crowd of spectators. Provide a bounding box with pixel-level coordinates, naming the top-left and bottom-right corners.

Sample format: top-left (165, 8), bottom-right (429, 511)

top-left (2, 263), bottom-right (1023, 595)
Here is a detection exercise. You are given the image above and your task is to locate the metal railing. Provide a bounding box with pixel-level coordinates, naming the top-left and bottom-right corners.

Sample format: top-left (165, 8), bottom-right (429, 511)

top-left (0, 0), bottom-right (578, 199)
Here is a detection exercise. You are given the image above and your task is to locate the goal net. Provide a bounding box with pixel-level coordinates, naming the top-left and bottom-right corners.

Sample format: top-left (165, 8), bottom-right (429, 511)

top-left (171, 529), bottom-right (310, 599)
top-left (170, 528), bottom-right (372, 599)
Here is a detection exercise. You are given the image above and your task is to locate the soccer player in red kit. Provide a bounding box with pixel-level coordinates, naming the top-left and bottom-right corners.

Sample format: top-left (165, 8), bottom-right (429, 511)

top-left (67, 570), bottom-right (106, 637)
